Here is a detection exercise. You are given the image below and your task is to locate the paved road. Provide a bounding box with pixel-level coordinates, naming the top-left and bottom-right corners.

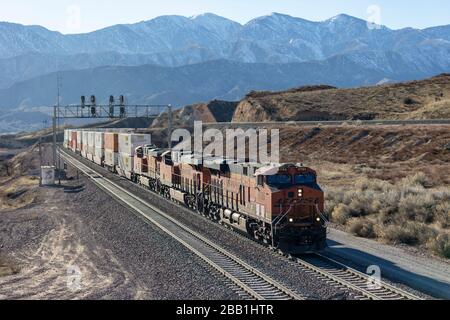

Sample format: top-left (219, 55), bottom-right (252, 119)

top-left (326, 228), bottom-right (450, 299)
top-left (203, 119), bottom-right (450, 129)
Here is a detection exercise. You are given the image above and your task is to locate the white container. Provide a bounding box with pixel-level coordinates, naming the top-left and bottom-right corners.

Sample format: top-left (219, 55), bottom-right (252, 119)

top-left (118, 133), bottom-right (151, 156)
top-left (82, 131), bottom-right (89, 157)
top-left (88, 131), bottom-right (95, 150)
top-left (118, 153), bottom-right (134, 179)
top-left (94, 131), bottom-right (104, 150)
top-left (93, 150), bottom-right (103, 166)
top-left (41, 166), bottom-right (55, 186)
top-left (104, 150), bottom-right (119, 168)
top-left (64, 130), bottom-right (69, 147)
top-left (87, 131), bottom-right (95, 160)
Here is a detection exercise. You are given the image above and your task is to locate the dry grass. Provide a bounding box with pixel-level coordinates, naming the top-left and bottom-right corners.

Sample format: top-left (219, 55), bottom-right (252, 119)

top-left (406, 99), bottom-right (450, 119)
top-left (0, 176), bottom-right (39, 210)
top-left (326, 173), bottom-right (450, 258)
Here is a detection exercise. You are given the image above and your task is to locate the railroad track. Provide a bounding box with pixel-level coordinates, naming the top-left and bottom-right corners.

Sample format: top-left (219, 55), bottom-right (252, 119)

top-left (292, 253), bottom-right (423, 300)
top-left (60, 148), bottom-right (423, 300)
top-left (59, 149), bottom-right (305, 301)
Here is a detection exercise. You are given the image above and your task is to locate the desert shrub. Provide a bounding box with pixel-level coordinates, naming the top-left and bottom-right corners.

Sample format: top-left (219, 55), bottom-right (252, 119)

top-left (325, 171), bottom-right (449, 257)
top-left (403, 97), bottom-right (417, 105)
top-left (382, 224), bottom-right (419, 245)
top-left (332, 204), bottom-right (351, 224)
top-left (383, 222), bottom-right (436, 246)
top-left (427, 234), bottom-right (450, 258)
top-left (398, 194), bottom-right (435, 223)
top-left (349, 219), bottom-right (376, 238)
top-left (435, 202), bottom-right (450, 228)
top-left (400, 172), bottom-right (428, 188)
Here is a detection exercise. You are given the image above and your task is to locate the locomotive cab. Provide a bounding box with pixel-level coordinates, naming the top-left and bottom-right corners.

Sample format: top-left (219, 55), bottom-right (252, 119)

top-left (255, 164), bottom-right (328, 253)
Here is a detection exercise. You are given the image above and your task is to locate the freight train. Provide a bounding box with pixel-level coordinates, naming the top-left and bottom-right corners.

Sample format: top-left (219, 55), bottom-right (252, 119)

top-left (64, 129), bottom-right (328, 253)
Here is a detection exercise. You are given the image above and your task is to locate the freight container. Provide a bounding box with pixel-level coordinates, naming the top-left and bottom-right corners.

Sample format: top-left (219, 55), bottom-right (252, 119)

top-left (93, 132), bottom-right (104, 166)
top-left (64, 130), bottom-right (69, 148)
top-left (87, 131), bottom-right (95, 161)
top-left (67, 129), bottom-right (72, 149)
top-left (104, 149), bottom-right (119, 171)
top-left (76, 130), bottom-right (82, 152)
top-left (71, 131), bottom-right (78, 152)
top-left (118, 153), bottom-right (134, 179)
top-left (104, 132), bottom-right (119, 152)
top-left (118, 133), bottom-right (151, 156)
top-left (81, 131), bottom-right (89, 158)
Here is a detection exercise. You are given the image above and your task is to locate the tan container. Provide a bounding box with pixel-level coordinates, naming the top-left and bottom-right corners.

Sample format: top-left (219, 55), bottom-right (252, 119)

top-left (104, 132), bottom-right (119, 152)
top-left (76, 131), bottom-right (82, 151)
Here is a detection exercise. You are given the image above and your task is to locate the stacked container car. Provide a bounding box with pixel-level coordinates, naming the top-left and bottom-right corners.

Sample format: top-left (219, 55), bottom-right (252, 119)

top-left (93, 131), bottom-right (105, 166)
top-left (81, 131), bottom-right (89, 158)
top-left (76, 130), bottom-right (83, 154)
top-left (64, 130), bottom-right (69, 148)
top-left (104, 131), bottom-right (120, 172)
top-left (117, 133), bottom-right (152, 180)
top-left (71, 130), bottom-right (78, 152)
top-left (67, 129), bottom-right (72, 149)
top-left (86, 131), bottom-right (96, 161)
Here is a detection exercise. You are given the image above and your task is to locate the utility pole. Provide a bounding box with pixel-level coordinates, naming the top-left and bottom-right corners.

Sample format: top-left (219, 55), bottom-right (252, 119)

top-left (39, 134), bottom-right (42, 187)
top-left (53, 73), bottom-right (62, 185)
top-left (167, 104), bottom-right (173, 151)
top-left (53, 105), bottom-right (57, 168)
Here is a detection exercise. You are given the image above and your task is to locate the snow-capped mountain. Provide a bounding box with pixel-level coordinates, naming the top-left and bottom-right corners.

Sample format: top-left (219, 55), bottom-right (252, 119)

top-left (0, 12), bottom-right (449, 95)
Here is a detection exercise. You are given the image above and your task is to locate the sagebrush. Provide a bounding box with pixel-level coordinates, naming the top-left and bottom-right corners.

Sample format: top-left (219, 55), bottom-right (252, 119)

top-left (326, 173), bottom-right (450, 258)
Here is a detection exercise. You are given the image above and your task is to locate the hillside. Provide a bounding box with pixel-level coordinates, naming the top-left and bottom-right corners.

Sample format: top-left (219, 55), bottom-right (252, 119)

top-left (233, 74), bottom-right (450, 121)
top-left (151, 100), bottom-right (238, 129)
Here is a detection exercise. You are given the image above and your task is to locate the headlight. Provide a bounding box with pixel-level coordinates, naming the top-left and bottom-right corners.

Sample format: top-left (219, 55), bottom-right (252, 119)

top-left (289, 218), bottom-right (294, 223)
top-left (316, 217), bottom-right (321, 222)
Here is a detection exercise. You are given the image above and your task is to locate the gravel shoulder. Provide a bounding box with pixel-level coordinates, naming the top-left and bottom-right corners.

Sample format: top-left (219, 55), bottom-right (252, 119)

top-left (326, 228), bottom-right (450, 299)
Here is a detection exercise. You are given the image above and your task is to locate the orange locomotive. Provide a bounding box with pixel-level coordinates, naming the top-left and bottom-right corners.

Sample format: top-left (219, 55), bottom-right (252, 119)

top-left (133, 147), bottom-right (327, 254)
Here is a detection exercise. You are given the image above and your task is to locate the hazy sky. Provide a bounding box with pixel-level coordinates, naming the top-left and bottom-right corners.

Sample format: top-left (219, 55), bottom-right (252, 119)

top-left (1, 0), bottom-right (450, 34)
